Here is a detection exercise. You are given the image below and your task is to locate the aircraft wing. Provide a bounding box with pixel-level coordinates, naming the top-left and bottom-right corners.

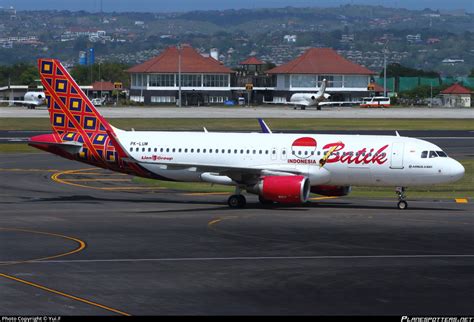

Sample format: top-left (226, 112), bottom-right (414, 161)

top-left (131, 158), bottom-right (304, 176)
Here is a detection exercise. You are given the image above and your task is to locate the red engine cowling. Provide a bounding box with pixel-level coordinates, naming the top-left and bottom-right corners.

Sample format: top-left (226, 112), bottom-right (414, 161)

top-left (310, 185), bottom-right (352, 197)
top-left (259, 175), bottom-right (310, 204)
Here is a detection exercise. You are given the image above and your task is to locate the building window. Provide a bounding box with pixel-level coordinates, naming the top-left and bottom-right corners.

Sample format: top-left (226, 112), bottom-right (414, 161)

top-left (149, 74), bottom-right (175, 87)
top-left (151, 96), bottom-right (176, 103)
top-left (291, 74), bottom-right (317, 88)
top-left (130, 96), bottom-right (144, 103)
top-left (344, 75), bottom-right (369, 88)
top-left (203, 74), bottom-right (229, 87)
top-left (181, 74), bottom-right (202, 87)
top-left (209, 96), bottom-right (227, 103)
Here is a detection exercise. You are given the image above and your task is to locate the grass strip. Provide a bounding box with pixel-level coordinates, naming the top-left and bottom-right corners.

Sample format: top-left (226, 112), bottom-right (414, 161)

top-left (1, 118), bottom-right (473, 131)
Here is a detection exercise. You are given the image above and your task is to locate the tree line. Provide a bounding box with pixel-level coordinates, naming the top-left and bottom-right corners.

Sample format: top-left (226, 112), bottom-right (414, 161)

top-left (0, 62), bottom-right (131, 87)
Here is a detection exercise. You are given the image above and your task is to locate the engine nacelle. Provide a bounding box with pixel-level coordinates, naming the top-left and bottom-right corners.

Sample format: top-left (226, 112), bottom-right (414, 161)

top-left (310, 185), bottom-right (352, 197)
top-left (254, 175), bottom-right (310, 204)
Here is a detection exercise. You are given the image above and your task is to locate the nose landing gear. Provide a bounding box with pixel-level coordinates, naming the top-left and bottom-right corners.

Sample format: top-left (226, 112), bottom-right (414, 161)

top-left (396, 187), bottom-right (408, 209)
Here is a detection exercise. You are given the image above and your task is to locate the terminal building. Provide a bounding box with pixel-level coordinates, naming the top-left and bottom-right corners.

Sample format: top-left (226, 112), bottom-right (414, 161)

top-left (127, 45), bottom-right (377, 105)
top-left (127, 45), bottom-right (233, 106)
top-left (266, 48), bottom-right (376, 103)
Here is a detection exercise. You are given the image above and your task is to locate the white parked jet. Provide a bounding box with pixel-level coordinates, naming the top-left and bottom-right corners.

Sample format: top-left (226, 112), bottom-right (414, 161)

top-left (0, 91), bottom-right (46, 109)
top-left (264, 79), bottom-right (330, 110)
top-left (29, 59), bottom-right (465, 209)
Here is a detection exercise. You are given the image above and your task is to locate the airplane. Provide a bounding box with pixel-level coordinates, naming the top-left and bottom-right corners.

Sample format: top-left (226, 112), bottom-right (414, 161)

top-left (0, 91), bottom-right (46, 109)
top-left (29, 59), bottom-right (465, 210)
top-left (264, 79), bottom-right (331, 110)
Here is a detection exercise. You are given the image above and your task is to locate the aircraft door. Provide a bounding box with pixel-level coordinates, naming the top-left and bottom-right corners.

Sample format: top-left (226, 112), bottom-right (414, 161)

top-left (390, 142), bottom-right (405, 169)
top-left (281, 148), bottom-right (287, 161)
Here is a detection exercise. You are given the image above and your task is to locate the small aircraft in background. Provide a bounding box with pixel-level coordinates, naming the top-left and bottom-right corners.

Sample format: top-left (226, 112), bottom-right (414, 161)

top-left (264, 79), bottom-right (330, 110)
top-left (289, 79), bottom-right (330, 110)
top-left (0, 91), bottom-right (46, 109)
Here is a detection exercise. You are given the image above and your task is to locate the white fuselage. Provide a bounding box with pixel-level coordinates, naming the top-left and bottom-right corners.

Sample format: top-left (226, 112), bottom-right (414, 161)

top-left (119, 131), bottom-right (464, 187)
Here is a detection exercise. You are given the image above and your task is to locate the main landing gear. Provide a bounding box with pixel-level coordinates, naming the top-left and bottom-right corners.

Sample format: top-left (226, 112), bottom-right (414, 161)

top-left (228, 187), bottom-right (246, 208)
top-left (396, 187), bottom-right (408, 210)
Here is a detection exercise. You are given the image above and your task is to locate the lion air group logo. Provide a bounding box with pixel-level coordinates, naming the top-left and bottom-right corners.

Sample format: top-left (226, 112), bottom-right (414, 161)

top-left (291, 137), bottom-right (317, 159)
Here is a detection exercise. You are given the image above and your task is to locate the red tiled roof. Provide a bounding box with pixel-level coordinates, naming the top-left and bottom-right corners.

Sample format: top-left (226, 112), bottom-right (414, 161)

top-left (372, 83), bottom-right (391, 92)
top-left (240, 57), bottom-right (265, 65)
top-left (267, 48), bottom-right (376, 75)
top-left (91, 81), bottom-right (115, 91)
top-left (440, 83), bottom-right (472, 95)
top-left (127, 45), bottom-right (232, 74)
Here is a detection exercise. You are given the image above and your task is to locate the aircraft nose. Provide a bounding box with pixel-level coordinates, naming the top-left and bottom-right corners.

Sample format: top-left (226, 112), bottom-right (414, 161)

top-left (447, 159), bottom-right (465, 181)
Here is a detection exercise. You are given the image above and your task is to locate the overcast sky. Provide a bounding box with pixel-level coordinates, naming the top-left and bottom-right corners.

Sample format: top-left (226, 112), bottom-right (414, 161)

top-left (1, 0), bottom-right (472, 12)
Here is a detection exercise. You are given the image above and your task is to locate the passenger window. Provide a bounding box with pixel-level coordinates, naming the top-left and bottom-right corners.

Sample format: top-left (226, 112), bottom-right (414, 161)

top-left (260, 150), bottom-right (263, 154)
top-left (203, 149), bottom-right (206, 153)
top-left (191, 149), bottom-right (194, 153)
top-left (154, 148), bottom-right (157, 152)
top-left (246, 149), bottom-right (250, 154)
top-left (166, 148), bottom-right (169, 152)
top-left (135, 148), bottom-right (138, 152)
top-left (234, 149), bottom-right (237, 154)
top-left (437, 151), bottom-right (447, 157)
top-left (215, 149), bottom-right (219, 154)
top-left (185, 149), bottom-right (188, 153)
top-left (148, 148), bottom-right (151, 152)
top-left (265, 150), bottom-right (269, 154)
top-left (429, 151), bottom-right (437, 158)
top-left (160, 148), bottom-right (164, 152)
top-left (197, 149), bottom-right (200, 153)
top-left (228, 149), bottom-right (231, 154)
top-left (240, 149), bottom-right (244, 154)
top-left (178, 148), bottom-right (182, 153)
top-left (142, 148), bottom-right (145, 152)
top-left (222, 149), bottom-right (225, 153)
top-left (130, 147), bottom-right (133, 152)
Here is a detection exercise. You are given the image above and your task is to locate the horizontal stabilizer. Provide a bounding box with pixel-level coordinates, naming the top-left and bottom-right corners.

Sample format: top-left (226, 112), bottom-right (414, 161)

top-left (29, 140), bottom-right (83, 154)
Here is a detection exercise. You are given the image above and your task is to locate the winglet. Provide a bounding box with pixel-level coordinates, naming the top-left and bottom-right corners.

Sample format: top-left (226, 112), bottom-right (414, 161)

top-left (258, 118), bottom-right (272, 134)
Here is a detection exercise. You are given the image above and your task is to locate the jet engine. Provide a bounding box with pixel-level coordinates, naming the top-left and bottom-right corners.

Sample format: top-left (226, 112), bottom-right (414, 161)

top-left (310, 185), bottom-right (352, 196)
top-left (252, 175), bottom-right (310, 204)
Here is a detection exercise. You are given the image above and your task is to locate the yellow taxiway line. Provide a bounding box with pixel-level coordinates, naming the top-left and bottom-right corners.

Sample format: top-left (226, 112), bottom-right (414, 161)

top-left (0, 273), bottom-right (131, 316)
top-left (0, 227), bottom-right (130, 315)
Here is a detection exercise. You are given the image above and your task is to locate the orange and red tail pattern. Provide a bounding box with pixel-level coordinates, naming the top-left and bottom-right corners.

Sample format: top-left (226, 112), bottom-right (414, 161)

top-left (37, 58), bottom-right (151, 178)
top-left (38, 58), bottom-right (118, 164)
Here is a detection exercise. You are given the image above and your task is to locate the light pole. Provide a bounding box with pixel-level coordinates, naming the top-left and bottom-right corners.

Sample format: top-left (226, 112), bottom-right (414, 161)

top-left (383, 39), bottom-right (389, 98)
top-left (430, 80), bottom-right (433, 107)
top-left (178, 44), bottom-right (182, 107)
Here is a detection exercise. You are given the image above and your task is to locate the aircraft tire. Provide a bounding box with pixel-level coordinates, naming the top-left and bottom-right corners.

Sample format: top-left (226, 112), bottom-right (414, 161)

top-left (228, 195), bottom-right (246, 208)
top-left (397, 200), bottom-right (408, 210)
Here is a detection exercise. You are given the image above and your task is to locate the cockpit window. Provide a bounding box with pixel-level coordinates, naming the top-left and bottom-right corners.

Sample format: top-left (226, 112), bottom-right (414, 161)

top-left (421, 151), bottom-right (428, 158)
top-left (429, 151), bottom-right (438, 158)
top-left (437, 151), bottom-right (448, 157)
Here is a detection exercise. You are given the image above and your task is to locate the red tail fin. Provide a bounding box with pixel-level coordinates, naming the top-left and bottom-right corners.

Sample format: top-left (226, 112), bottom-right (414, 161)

top-left (37, 58), bottom-right (118, 163)
top-left (38, 58), bottom-right (113, 136)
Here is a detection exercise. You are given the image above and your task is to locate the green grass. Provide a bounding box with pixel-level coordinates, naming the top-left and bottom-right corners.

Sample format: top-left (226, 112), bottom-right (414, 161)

top-left (0, 118), bottom-right (473, 131)
top-left (133, 159), bottom-right (473, 199)
top-left (0, 143), bottom-right (41, 153)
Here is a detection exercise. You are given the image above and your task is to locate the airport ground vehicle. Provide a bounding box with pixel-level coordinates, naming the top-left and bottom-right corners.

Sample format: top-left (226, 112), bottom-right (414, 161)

top-left (360, 96), bottom-right (391, 108)
top-left (29, 59), bottom-right (464, 209)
